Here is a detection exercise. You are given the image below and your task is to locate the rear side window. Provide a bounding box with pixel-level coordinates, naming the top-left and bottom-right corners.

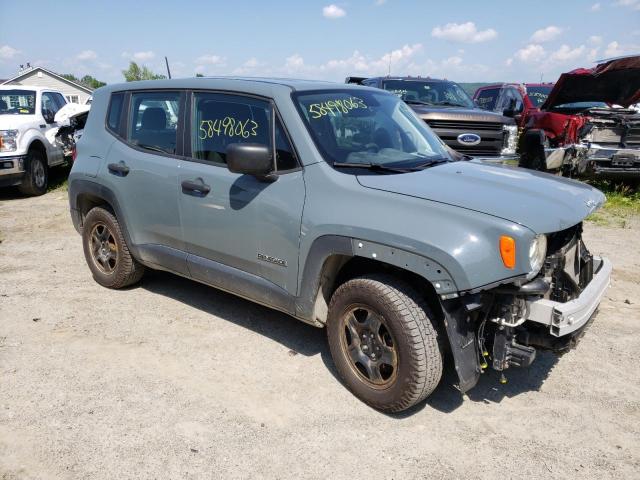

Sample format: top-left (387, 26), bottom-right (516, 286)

top-left (106, 92), bottom-right (125, 133)
top-left (191, 92), bottom-right (271, 164)
top-left (475, 88), bottom-right (500, 111)
top-left (128, 91), bottom-right (181, 154)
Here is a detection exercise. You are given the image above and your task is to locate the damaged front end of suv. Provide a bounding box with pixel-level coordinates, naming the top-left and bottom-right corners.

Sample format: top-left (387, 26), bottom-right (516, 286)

top-left (443, 220), bottom-right (612, 392)
top-left (519, 55), bottom-right (640, 180)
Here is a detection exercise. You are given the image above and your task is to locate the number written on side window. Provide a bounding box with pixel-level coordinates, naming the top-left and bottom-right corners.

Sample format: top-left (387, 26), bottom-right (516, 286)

top-left (191, 92), bottom-right (271, 164)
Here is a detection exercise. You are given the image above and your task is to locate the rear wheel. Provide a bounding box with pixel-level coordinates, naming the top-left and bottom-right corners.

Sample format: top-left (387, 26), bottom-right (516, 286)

top-left (82, 207), bottom-right (144, 289)
top-left (18, 149), bottom-right (48, 196)
top-left (327, 275), bottom-right (443, 412)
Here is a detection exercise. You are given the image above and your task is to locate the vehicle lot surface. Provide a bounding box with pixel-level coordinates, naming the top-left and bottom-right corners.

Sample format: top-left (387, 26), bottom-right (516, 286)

top-left (1, 189), bottom-right (639, 480)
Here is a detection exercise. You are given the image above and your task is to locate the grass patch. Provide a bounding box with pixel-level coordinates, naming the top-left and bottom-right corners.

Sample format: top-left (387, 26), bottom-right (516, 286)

top-left (47, 165), bottom-right (71, 193)
top-left (585, 180), bottom-right (640, 227)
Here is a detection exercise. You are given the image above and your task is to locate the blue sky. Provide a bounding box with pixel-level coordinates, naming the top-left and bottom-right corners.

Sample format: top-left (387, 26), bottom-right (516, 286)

top-left (1, 0), bottom-right (639, 84)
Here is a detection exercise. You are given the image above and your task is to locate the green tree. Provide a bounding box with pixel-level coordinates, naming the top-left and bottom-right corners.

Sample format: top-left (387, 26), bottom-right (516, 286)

top-left (80, 75), bottom-right (106, 89)
top-left (122, 61), bottom-right (166, 82)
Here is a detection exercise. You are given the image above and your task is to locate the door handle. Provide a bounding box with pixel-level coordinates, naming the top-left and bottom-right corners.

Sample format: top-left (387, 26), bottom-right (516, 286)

top-left (108, 161), bottom-right (130, 177)
top-left (181, 178), bottom-right (211, 197)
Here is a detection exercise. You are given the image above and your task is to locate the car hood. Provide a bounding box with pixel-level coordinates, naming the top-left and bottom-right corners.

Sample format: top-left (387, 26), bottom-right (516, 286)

top-left (410, 105), bottom-right (512, 123)
top-left (542, 55), bottom-right (640, 109)
top-left (0, 114), bottom-right (37, 130)
top-left (356, 160), bottom-right (605, 234)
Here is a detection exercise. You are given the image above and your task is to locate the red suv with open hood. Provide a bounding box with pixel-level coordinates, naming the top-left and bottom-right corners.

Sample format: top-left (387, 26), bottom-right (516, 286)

top-left (518, 55), bottom-right (640, 180)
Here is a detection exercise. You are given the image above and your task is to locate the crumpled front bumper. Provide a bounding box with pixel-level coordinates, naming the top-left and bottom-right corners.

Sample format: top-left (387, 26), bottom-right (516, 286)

top-left (545, 144), bottom-right (640, 177)
top-left (525, 256), bottom-right (612, 337)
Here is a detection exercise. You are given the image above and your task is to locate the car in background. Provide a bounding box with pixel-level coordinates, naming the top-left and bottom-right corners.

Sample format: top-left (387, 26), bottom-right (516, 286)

top-left (518, 55), bottom-right (640, 180)
top-left (346, 76), bottom-right (518, 160)
top-left (473, 83), bottom-right (554, 128)
top-left (0, 85), bottom-right (69, 195)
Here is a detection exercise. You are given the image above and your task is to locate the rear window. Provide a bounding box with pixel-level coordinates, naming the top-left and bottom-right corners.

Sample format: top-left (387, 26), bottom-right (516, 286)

top-left (107, 92), bottom-right (125, 133)
top-left (128, 91), bottom-right (181, 154)
top-left (526, 86), bottom-right (553, 107)
top-left (475, 88), bottom-right (500, 111)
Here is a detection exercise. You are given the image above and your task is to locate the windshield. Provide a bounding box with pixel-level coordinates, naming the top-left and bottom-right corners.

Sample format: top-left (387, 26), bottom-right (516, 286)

top-left (0, 89), bottom-right (36, 115)
top-left (526, 86), bottom-right (553, 107)
top-left (294, 89), bottom-right (451, 169)
top-left (381, 80), bottom-right (474, 108)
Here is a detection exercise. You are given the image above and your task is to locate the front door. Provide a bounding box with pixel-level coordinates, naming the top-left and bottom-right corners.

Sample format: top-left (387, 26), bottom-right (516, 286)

top-left (178, 91), bottom-right (305, 296)
top-left (40, 92), bottom-right (65, 165)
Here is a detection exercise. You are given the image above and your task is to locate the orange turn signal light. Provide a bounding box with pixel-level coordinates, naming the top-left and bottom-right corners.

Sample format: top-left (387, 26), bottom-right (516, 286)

top-left (499, 236), bottom-right (516, 269)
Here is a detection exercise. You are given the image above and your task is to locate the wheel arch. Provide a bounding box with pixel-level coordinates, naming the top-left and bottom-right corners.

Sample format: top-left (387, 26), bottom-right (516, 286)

top-left (296, 235), bottom-right (455, 328)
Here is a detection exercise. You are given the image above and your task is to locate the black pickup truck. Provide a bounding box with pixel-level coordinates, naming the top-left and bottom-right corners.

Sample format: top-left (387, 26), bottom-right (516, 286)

top-left (346, 76), bottom-right (518, 160)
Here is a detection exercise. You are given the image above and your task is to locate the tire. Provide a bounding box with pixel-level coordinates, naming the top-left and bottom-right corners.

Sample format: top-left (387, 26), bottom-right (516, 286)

top-left (18, 149), bottom-right (48, 196)
top-left (327, 274), bottom-right (443, 412)
top-left (82, 207), bottom-right (144, 289)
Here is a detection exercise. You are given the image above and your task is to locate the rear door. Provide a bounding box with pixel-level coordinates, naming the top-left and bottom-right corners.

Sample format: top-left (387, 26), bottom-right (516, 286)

top-left (103, 89), bottom-right (187, 274)
top-left (178, 91), bottom-right (305, 297)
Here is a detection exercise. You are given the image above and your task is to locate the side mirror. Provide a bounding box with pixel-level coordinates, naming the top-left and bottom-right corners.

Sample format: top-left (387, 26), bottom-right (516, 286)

top-left (503, 98), bottom-right (517, 118)
top-left (42, 109), bottom-right (55, 124)
top-left (226, 143), bottom-right (273, 177)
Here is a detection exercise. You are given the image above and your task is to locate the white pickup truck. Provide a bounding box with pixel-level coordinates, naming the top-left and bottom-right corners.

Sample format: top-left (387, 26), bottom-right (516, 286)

top-left (0, 85), bottom-right (88, 196)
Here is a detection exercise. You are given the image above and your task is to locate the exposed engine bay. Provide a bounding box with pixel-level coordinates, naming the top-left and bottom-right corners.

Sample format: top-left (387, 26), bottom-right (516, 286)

top-left (53, 103), bottom-right (90, 158)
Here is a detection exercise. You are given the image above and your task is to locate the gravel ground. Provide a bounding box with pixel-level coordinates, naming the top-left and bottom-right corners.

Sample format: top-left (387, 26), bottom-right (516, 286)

top-left (1, 187), bottom-right (639, 480)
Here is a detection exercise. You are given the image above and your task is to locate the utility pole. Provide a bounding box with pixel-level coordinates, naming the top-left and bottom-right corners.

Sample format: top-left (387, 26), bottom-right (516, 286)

top-left (165, 56), bottom-right (172, 79)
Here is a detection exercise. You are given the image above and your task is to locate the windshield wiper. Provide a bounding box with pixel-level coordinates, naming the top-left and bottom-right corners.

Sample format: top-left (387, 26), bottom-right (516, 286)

top-left (434, 101), bottom-right (467, 107)
top-left (333, 162), bottom-right (420, 173)
top-left (413, 158), bottom-right (450, 169)
top-left (402, 99), bottom-right (434, 106)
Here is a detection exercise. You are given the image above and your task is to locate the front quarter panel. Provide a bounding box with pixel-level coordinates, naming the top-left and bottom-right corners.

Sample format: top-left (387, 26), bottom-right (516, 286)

top-left (298, 162), bottom-right (536, 295)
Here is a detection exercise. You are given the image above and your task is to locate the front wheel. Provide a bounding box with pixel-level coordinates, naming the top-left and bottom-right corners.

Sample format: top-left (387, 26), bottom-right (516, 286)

top-left (18, 149), bottom-right (48, 196)
top-left (327, 275), bottom-right (443, 412)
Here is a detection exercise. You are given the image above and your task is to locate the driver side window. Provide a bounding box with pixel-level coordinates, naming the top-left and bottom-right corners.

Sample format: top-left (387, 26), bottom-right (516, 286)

top-left (41, 92), bottom-right (61, 116)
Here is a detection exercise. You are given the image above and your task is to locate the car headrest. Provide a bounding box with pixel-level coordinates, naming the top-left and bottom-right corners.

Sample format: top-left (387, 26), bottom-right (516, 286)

top-left (141, 107), bottom-right (167, 130)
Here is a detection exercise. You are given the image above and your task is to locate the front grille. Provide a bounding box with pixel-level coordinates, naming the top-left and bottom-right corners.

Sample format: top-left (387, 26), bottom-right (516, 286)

top-left (591, 125), bottom-right (640, 147)
top-left (425, 120), bottom-right (503, 131)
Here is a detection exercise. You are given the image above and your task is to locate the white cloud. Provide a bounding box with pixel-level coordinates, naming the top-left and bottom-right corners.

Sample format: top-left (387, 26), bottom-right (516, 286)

top-left (615, 0), bottom-right (640, 10)
top-left (431, 22), bottom-right (497, 43)
top-left (513, 44), bottom-right (547, 63)
top-left (589, 35), bottom-right (602, 44)
top-left (122, 51), bottom-right (156, 62)
top-left (195, 54), bottom-right (225, 65)
top-left (590, 2), bottom-right (601, 11)
top-left (530, 26), bottom-right (563, 43)
top-left (76, 50), bottom-right (97, 61)
top-left (0, 45), bottom-right (20, 60)
top-left (604, 40), bottom-right (639, 57)
top-left (231, 57), bottom-right (265, 75)
top-left (549, 44), bottom-right (586, 63)
top-left (323, 4), bottom-right (346, 19)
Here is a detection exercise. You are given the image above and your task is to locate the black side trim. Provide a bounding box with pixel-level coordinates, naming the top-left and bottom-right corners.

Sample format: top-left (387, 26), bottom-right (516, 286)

top-left (187, 253), bottom-right (296, 316)
top-left (295, 235), bottom-right (354, 320)
top-left (441, 298), bottom-right (481, 393)
top-left (137, 244), bottom-right (189, 276)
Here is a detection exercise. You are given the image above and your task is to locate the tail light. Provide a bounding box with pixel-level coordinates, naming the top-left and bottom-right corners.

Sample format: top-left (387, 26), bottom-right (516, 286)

top-left (72, 146), bottom-right (77, 162)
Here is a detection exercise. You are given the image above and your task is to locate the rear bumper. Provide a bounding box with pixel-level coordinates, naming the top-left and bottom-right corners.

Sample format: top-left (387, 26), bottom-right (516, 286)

top-left (525, 256), bottom-right (612, 337)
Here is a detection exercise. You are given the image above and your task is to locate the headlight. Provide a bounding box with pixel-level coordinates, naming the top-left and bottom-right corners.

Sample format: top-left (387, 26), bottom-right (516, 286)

top-left (527, 234), bottom-right (547, 280)
top-left (501, 125), bottom-right (518, 155)
top-left (0, 130), bottom-right (19, 152)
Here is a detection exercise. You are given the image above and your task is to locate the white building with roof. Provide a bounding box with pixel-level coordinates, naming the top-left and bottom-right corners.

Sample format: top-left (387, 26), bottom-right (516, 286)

top-left (1, 66), bottom-right (93, 104)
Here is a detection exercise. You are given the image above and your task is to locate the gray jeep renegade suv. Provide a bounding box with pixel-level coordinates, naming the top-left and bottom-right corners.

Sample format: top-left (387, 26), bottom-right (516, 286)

top-left (69, 78), bottom-right (612, 412)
